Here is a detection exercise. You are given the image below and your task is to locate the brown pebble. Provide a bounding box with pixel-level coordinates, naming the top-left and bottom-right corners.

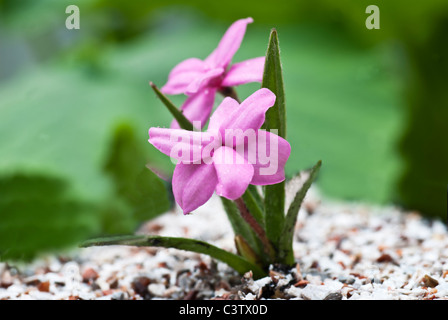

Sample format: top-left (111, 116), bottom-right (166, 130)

top-left (294, 280), bottom-right (309, 288)
top-left (82, 268), bottom-right (99, 283)
top-left (376, 253), bottom-right (399, 266)
top-left (422, 275), bottom-right (439, 288)
top-left (0, 281), bottom-right (13, 289)
top-left (196, 261), bottom-right (209, 273)
top-left (131, 277), bottom-right (151, 298)
top-left (145, 223), bottom-right (164, 233)
top-left (37, 281), bottom-right (50, 292)
top-left (350, 273), bottom-right (367, 280)
top-left (109, 278), bottom-right (119, 289)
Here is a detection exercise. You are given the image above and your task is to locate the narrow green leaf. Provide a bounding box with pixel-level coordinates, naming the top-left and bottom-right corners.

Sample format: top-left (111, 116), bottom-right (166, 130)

top-left (262, 29), bottom-right (286, 138)
top-left (150, 82), bottom-right (194, 131)
top-left (263, 183), bottom-right (285, 249)
top-left (278, 160), bottom-right (322, 265)
top-left (261, 29), bottom-right (287, 248)
top-left (81, 235), bottom-right (266, 279)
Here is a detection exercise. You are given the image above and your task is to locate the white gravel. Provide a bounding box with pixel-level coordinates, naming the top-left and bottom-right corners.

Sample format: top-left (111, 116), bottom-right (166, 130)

top-left (1, 176), bottom-right (447, 300)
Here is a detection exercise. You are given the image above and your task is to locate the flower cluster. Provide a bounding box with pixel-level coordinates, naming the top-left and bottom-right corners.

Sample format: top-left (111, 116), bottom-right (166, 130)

top-left (149, 18), bottom-right (291, 214)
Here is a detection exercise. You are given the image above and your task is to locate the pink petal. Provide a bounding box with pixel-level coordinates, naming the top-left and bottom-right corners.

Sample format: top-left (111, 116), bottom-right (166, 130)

top-left (207, 97), bottom-right (240, 134)
top-left (221, 57), bottom-right (265, 87)
top-left (148, 127), bottom-right (204, 164)
top-left (185, 68), bottom-right (224, 95)
top-left (161, 58), bottom-right (206, 95)
top-left (212, 146), bottom-right (254, 200)
top-left (170, 88), bottom-right (217, 130)
top-left (205, 18), bottom-right (253, 69)
top-left (215, 88), bottom-right (276, 138)
top-left (172, 162), bottom-right (218, 214)
top-left (247, 130), bottom-right (291, 185)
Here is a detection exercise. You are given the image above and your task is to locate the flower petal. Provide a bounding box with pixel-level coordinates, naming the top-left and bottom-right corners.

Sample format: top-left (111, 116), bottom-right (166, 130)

top-left (161, 58), bottom-right (206, 95)
top-left (207, 97), bottom-right (240, 135)
top-left (205, 18), bottom-right (253, 69)
top-left (236, 130), bottom-right (291, 185)
top-left (185, 68), bottom-right (224, 95)
top-left (215, 88), bottom-right (276, 137)
top-left (170, 88), bottom-right (217, 130)
top-left (221, 57), bottom-right (265, 87)
top-left (148, 127), bottom-right (204, 163)
top-left (172, 162), bottom-right (218, 214)
top-left (212, 146), bottom-right (254, 200)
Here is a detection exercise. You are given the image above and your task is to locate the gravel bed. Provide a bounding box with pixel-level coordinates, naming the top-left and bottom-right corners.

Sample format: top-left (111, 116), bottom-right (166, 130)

top-left (1, 176), bottom-right (447, 300)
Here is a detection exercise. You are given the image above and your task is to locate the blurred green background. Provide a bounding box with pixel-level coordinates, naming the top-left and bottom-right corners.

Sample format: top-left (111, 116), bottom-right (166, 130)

top-left (0, 0), bottom-right (447, 260)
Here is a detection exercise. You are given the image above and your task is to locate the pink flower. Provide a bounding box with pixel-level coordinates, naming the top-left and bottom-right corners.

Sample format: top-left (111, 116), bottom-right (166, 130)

top-left (148, 89), bottom-right (291, 214)
top-left (161, 18), bottom-right (265, 129)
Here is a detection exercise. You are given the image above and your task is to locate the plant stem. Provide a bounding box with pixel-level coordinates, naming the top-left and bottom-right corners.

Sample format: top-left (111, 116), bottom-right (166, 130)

top-left (219, 86), bottom-right (240, 101)
top-left (234, 198), bottom-right (275, 260)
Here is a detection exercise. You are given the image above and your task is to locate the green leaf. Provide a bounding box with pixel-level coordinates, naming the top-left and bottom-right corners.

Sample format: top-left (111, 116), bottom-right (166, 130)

top-left (81, 234), bottom-right (266, 279)
top-left (150, 82), bottom-right (194, 131)
top-left (278, 160), bottom-right (322, 265)
top-left (103, 124), bottom-right (170, 228)
top-left (0, 174), bottom-right (100, 261)
top-left (261, 29), bottom-right (287, 249)
top-left (262, 29), bottom-right (286, 138)
top-left (132, 168), bottom-right (171, 222)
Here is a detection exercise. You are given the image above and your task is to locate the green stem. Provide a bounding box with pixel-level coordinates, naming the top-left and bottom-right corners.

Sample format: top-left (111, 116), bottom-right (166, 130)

top-left (219, 87), bottom-right (240, 101)
top-left (234, 198), bottom-right (275, 260)
top-left (241, 188), bottom-right (265, 228)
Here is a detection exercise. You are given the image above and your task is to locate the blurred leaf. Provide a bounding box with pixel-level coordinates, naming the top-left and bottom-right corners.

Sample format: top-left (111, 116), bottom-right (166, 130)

top-left (132, 168), bottom-right (171, 221)
top-left (0, 174), bottom-right (100, 261)
top-left (98, 198), bottom-right (136, 235)
top-left (396, 19), bottom-right (448, 218)
top-left (103, 124), bottom-right (170, 224)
